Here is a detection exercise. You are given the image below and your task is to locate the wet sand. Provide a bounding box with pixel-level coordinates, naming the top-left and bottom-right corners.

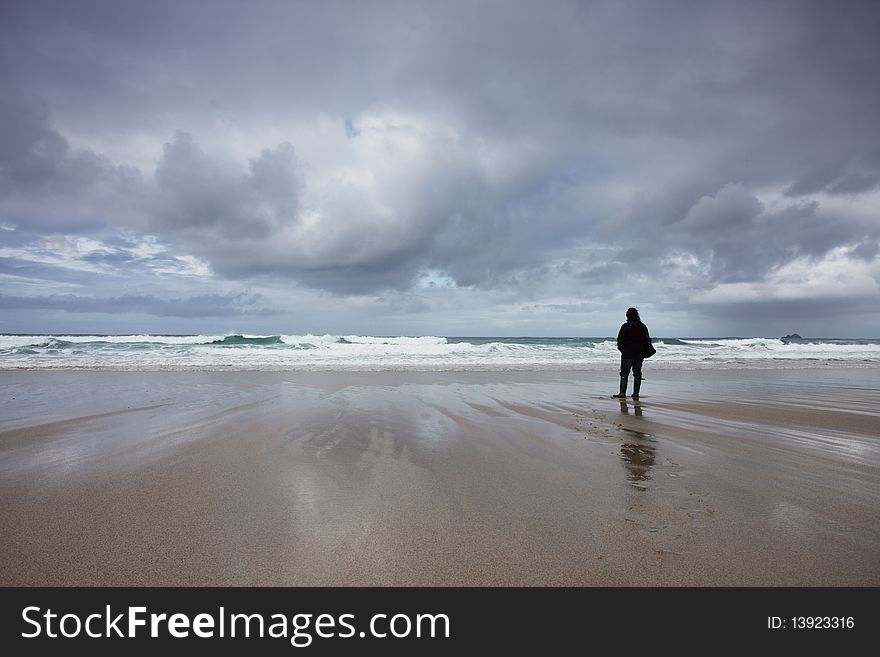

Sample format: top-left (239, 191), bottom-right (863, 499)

top-left (1, 368), bottom-right (878, 585)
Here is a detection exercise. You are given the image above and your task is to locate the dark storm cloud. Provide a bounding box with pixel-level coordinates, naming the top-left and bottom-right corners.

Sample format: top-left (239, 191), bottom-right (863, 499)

top-left (154, 132), bottom-right (300, 241)
top-left (0, 95), bottom-right (71, 191)
top-left (784, 149), bottom-right (880, 198)
top-left (0, 93), bottom-right (143, 232)
top-left (1, 0), bottom-right (879, 330)
top-left (0, 292), bottom-right (278, 317)
top-left (0, 95), bottom-right (129, 194)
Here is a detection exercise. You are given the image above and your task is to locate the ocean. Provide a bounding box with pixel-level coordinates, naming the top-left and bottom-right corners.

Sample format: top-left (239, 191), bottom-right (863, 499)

top-left (1, 334), bottom-right (879, 371)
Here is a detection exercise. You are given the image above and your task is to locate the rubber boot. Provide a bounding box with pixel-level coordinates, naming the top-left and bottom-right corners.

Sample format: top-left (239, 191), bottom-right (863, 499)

top-left (613, 376), bottom-right (627, 398)
top-left (632, 376), bottom-right (642, 399)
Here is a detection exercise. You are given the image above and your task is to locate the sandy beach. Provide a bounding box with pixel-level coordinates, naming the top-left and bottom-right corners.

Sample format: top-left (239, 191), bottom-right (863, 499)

top-left (1, 368), bottom-right (878, 586)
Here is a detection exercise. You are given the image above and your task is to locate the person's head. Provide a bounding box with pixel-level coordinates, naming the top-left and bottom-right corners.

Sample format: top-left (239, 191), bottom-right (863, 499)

top-left (626, 307), bottom-right (640, 321)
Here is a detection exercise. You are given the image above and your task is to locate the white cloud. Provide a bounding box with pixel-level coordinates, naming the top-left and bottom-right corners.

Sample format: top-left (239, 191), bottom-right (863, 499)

top-left (0, 236), bottom-right (110, 273)
top-left (0, 233), bottom-right (212, 278)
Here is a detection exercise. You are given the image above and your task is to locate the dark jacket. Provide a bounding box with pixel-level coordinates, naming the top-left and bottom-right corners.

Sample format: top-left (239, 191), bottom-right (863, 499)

top-left (617, 319), bottom-right (651, 359)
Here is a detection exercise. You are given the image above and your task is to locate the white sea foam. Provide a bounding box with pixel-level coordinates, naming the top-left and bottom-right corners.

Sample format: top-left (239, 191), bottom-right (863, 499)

top-left (0, 334), bottom-right (878, 371)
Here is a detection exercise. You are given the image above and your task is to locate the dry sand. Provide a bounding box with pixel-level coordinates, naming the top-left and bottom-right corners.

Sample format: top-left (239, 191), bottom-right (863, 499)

top-left (1, 368), bottom-right (878, 585)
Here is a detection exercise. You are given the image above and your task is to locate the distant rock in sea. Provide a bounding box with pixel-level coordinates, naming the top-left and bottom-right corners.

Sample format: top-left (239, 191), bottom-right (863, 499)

top-left (781, 333), bottom-right (802, 339)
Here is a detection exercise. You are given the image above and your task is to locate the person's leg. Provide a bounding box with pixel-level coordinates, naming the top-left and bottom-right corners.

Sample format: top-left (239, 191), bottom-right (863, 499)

top-left (632, 358), bottom-right (644, 398)
top-left (614, 358), bottom-right (632, 397)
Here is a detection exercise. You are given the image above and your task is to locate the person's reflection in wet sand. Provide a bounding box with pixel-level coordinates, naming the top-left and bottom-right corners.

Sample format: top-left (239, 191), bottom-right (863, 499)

top-left (619, 399), bottom-right (643, 417)
top-left (618, 400), bottom-right (655, 490)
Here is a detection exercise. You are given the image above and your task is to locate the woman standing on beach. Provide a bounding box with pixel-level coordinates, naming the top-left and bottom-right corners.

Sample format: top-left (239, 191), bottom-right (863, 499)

top-left (613, 307), bottom-right (654, 400)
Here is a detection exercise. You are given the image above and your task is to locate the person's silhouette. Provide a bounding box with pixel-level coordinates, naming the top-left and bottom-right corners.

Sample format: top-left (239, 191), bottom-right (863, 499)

top-left (613, 307), bottom-right (653, 400)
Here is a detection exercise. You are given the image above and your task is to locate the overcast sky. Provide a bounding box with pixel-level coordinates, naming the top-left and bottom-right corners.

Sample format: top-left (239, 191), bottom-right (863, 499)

top-left (1, 0), bottom-right (879, 337)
